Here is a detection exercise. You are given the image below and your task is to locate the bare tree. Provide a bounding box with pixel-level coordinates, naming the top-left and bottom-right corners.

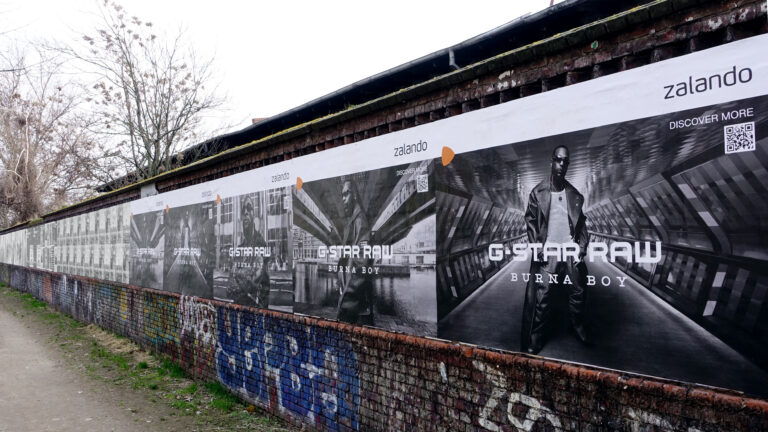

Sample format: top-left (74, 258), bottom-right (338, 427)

top-left (70, 1), bottom-right (226, 184)
top-left (0, 49), bottom-right (100, 228)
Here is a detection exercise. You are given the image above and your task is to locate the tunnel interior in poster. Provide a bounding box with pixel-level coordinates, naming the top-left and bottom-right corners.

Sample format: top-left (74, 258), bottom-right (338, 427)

top-left (163, 201), bottom-right (217, 297)
top-left (0, 34), bottom-right (767, 398)
top-left (129, 209), bottom-right (165, 290)
top-left (435, 95), bottom-right (768, 397)
top-left (292, 160), bottom-right (437, 335)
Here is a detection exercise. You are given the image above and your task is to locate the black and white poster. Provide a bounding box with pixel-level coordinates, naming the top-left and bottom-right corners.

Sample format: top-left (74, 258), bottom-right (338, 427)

top-left (61, 214), bottom-right (84, 276)
top-left (213, 188), bottom-right (294, 312)
top-left (292, 160), bottom-right (437, 335)
top-left (27, 223), bottom-right (56, 271)
top-left (163, 202), bottom-right (216, 297)
top-left (435, 95), bottom-right (768, 397)
top-left (52, 204), bottom-right (131, 284)
top-left (129, 209), bottom-right (165, 290)
top-left (90, 204), bottom-right (129, 283)
top-left (110, 204), bottom-right (131, 284)
top-left (55, 215), bottom-right (74, 274)
top-left (58, 213), bottom-right (87, 278)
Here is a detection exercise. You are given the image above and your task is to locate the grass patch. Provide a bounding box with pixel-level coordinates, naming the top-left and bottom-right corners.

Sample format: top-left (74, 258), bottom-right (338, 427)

top-left (129, 370), bottom-right (162, 391)
top-left (171, 399), bottom-right (196, 412)
top-left (90, 346), bottom-right (130, 370)
top-left (210, 397), bottom-right (238, 412)
top-left (179, 383), bottom-right (198, 395)
top-left (204, 381), bottom-right (231, 397)
top-left (42, 312), bottom-right (60, 321)
top-left (68, 319), bottom-right (85, 329)
top-left (205, 382), bottom-right (240, 412)
top-left (160, 359), bottom-right (186, 379)
top-left (19, 293), bottom-right (47, 310)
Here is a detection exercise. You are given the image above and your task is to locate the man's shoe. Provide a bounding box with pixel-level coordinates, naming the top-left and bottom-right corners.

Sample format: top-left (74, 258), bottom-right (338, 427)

top-left (573, 324), bottom-right (592, 346)
top-left (527, 334), bottom-right (543, 355)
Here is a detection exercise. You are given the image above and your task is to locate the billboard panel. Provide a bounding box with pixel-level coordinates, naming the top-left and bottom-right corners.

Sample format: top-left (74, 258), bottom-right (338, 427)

top-left (129, 209), bottom-right (165, 290)
top-left (27, 223), bottom-right (56, 271)
top-left (213, 187), bottom-right (294, 312)
top-left (50, 204), bottom-right (130, 283)
top-left (435, 95), bottom-right (768, 397)
top-left (292, 160), bottom-right (437, 335)
top-left (163, 201), bottom-right (216, 297)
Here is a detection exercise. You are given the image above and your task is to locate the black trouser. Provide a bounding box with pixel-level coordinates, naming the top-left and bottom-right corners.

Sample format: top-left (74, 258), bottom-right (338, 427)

top-left (530, 258), bottom-right (587, 338)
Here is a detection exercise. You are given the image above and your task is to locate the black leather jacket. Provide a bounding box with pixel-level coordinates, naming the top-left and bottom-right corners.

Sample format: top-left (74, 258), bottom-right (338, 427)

top-left (524, 179), bottom-right (589, 258)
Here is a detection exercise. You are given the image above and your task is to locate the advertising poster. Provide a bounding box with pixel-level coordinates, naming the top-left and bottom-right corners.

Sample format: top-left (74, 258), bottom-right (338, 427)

top-left (108, 204), bottom-right (131, 284)
top-left (75, 214), bottom-right (86, 276)
top-left (27, 223), bottom-right (56, 271)
top-left (43, 222), bottom-right (57, 271)
top-left (163, 201), bottom-right (216, 297)
top-left (0, 229), bottom-right (28, 267)
top-left (129, 210), bottom-right (165, 290)
top-left (92, 210), bottom-right (105, 280)
top-left (27, 225), bottom-right (41, 270)
top-left (435, 94), bottom-right (768, 397)
top-left (292, 160), bottom-right (437, 335)
top-left (86, 205), bottom-right (130, 283)
top-left (213, 188), bottom-right (294, 311)
top-left (49, 206), bottom-right (130, 283)
top-left (55, 219), bottom-right (63, 273)
top-left (74, 215), bottom-right (84, 275)
top-left (55, 215), bottom-right (79, 275)
top-left (83, 212), bottom-right (94, 278)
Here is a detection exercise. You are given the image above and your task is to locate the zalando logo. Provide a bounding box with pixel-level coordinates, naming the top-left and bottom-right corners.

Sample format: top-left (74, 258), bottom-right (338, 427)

top-left (663, 66), bottom-right (752, 99)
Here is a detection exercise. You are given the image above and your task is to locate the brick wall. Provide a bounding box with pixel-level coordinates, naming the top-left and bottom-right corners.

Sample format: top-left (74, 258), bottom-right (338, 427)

top-left (3, 264), bottom-right (767, 431)
top-left (3, 1), bottom-right (768, 431)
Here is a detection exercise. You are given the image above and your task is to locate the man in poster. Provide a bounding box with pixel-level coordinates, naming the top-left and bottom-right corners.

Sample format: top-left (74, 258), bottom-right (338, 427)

top-left (336, 178), bottom-right (375, 325)
top-left (227, 197), bottom-right (271, 308)
top-left (521, 145), bottom-right (591, 354)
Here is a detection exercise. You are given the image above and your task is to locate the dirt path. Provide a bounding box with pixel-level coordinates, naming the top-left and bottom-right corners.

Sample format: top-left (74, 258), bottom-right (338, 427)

top-left (0, 306), bottom-right (149, 432)
top-left (0, 287), bottom-right (294, 432)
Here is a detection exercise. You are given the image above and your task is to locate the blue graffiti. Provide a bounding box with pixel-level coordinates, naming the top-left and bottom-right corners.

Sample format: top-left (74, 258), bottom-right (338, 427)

top-left (216, 309), bottom-right (359, 431)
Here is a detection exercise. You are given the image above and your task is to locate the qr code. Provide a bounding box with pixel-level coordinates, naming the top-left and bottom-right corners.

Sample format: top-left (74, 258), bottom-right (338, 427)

top-left (416, 174), bottom-right (429, 193)
top-left (724, 121), bottom-right (755, 154)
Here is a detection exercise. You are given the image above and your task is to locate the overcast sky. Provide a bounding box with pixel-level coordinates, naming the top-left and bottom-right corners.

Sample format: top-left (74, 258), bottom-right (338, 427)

top-left (1, 0), bottom-right (561, 133)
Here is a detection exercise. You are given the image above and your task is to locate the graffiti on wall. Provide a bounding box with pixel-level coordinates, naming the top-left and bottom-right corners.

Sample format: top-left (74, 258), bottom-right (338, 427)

top-left (470, 360), bottom-right (562, 432)
top-left (178, 295), bottom-right (217, 377)
top-left (216, 309), bottom-right (360, 431)
top-left (119, 288), bottom-right (130, 327)
top-left (143, 293), bottom-right (180, 351)
top-left (72, 279), bottom-right (95, 323)
top-left (469, 359), bottom-right (709, 432)
top-left (94, 284), bottom-right (113, 328)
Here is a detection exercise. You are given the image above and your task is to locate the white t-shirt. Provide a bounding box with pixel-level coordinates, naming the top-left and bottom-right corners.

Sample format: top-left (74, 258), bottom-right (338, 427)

top-left (546, 190), bottom-right (572, 243)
